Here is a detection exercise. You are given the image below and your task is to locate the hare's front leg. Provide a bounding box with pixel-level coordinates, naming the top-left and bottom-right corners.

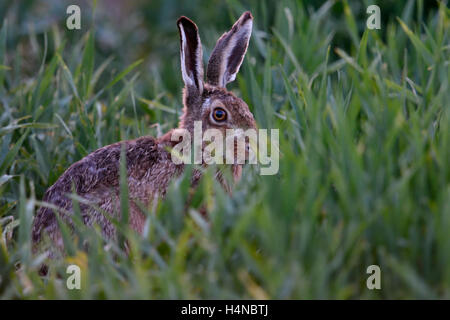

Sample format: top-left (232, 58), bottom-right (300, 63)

top-left (128, 201), bottom-right (146, 234)
top-left (92, 196), bottom-right (146, 239)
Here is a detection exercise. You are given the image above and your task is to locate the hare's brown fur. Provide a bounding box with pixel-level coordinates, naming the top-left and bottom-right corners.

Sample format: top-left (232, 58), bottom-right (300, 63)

top-left (32, 133), bottom-right (182, 248)
top-left (32, 12), bottom-right (255, 254)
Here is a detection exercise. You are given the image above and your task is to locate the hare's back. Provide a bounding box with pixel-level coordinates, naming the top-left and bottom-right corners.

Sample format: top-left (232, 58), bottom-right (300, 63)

top-left (31, 136), bottom-right (169, 244)
top-left (48, 136), bottom-right (160, 199)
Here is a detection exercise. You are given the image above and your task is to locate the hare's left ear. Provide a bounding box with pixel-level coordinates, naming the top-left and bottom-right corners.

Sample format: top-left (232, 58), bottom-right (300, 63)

top-left (206, 11), bottom-right (253, 88)
top-left (177, 16), bottom-right (204, 94)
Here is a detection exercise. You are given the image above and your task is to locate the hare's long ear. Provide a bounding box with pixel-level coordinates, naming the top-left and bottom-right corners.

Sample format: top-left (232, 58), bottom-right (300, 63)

top-left (177, 16), bottom-right (204, 94)
top-left (206, 11), bottom-right (253, 88)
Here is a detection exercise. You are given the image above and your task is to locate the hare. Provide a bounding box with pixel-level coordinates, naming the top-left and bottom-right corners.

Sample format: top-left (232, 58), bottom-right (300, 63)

top-left (31, 12), bottom-right (256, 254)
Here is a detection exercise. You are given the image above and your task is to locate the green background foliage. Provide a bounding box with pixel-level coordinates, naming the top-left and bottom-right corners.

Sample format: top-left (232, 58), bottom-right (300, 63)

top-left (0, 0), bottom-right (449, 299)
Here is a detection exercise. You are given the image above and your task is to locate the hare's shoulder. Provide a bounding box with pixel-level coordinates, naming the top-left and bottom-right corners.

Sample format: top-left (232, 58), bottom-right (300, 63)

top-left (44, 136), bottom-right (162, 201)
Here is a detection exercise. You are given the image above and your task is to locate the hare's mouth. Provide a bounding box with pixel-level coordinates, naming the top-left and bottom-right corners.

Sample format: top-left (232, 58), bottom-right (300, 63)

top-left (232, 164), bottom-right (242, 183)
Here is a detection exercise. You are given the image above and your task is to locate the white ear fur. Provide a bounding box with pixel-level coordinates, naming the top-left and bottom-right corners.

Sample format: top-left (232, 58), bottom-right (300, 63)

top-left (179, 23), bottom-right (194, 87)
top-left (206, 11), bottom-right (253, 88)
top-left (178, 17), bottom-right (204, 93)
top-left (221, 18), bottom-right (252, 85)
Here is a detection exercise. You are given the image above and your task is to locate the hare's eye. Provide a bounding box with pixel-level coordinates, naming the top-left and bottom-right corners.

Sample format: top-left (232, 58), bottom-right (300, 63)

top-left (212, 107), bottom-right (227, 122)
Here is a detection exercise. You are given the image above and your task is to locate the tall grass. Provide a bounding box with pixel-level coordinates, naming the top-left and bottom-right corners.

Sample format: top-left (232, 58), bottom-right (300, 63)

top-left (0, 0), bottom-right (449, 299)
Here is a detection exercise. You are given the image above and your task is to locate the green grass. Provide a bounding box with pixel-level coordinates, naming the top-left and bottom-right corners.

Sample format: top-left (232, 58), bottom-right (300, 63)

top-left (0, 0), bottom-right (449, 299)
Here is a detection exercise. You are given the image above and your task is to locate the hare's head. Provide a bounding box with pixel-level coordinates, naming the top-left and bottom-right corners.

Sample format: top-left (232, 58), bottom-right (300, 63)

top-left (176, 12), bottom-right (256, 181)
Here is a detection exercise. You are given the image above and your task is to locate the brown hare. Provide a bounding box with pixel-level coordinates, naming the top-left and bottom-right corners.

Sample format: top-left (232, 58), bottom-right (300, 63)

top-left (31, 12), bottom-right (256, 254)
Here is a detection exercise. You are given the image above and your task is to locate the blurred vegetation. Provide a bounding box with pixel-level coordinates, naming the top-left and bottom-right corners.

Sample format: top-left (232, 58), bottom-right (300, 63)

top-left (0, 0), bottom-right (449, 299)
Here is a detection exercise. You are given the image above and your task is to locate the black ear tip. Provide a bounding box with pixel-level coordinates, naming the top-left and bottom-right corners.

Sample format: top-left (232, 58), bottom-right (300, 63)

top-left (177, 16), bottom-right (188, 24)
top-left (177, 16), bottom-right (197, 30)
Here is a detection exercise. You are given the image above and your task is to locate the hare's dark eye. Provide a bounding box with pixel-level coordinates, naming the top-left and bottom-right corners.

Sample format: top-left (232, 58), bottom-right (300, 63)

top-left (212, 107), bottom-right (227, 122)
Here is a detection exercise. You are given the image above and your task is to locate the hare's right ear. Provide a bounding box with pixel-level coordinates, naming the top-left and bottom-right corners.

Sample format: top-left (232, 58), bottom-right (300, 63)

top-left (206, 11), bottom-right (253, 88)
top-left (177, 16), bottom-right (204, 95)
